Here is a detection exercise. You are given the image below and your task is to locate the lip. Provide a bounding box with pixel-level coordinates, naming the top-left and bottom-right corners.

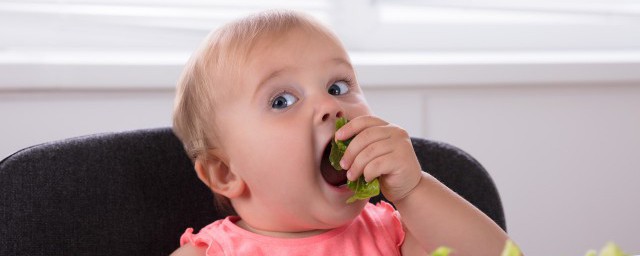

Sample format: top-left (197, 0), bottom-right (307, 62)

top-left (326, 182), bottom-right (352, 194)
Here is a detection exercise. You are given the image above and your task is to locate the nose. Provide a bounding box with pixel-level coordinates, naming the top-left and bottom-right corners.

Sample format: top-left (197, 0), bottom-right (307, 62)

top-left (317, 95), bottom-right (344, 124)
top-left (322, 111), bottom-right (343, 122)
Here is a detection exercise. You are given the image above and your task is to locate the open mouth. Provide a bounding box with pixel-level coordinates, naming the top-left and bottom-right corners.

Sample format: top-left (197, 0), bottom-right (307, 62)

top-left (320, 139), bottom-right (348, 187)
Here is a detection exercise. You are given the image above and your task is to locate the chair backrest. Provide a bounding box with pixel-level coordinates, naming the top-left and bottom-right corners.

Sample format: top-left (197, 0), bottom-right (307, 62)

top-left (0, 127), bottom-right (505, 255)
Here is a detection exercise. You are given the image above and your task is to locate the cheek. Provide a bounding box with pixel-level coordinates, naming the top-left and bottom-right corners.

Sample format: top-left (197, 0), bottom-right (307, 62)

top-left (228, 125), bottom-right (313, 184)
top-left (345, 100), bottom-right (373, 118)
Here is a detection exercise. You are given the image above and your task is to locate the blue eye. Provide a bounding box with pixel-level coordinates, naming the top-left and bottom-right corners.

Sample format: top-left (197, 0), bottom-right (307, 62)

top-left (271, 92), bottom-right (298, 109)
top-left (328, 81), bottom-right (349, 96)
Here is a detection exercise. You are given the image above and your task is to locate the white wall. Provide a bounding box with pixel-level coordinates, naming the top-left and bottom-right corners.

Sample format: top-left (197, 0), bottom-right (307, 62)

top-left (2, 61), bottom-right (640, 255)
top-left (389, 84), bottom-right (640, 255)
top-left (0, 90), bottom-right (175, 156)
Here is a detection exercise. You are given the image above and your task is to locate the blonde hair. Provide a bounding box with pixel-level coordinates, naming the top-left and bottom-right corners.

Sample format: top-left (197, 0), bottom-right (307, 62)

top-left (172, 10), bottom-right (341, 214)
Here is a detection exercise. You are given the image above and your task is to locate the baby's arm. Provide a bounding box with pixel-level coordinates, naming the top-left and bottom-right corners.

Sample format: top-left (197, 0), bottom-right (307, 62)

top-left (395, 172), bottom-right (509, 255)
top-left (337, 116), bottom-right (510, 255)
top-left (170, 244), bottom-right (206, 256)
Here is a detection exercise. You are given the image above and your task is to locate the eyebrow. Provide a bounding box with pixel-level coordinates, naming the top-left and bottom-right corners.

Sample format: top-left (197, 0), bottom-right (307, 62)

top-left (257, 57), bottom-right (353, 88)
top-left (258, 67), bottom-right (289, 90)
top-left (252, 67), bottom-right (289, 104)
top-left (331, 57), bottom-right (354, 70)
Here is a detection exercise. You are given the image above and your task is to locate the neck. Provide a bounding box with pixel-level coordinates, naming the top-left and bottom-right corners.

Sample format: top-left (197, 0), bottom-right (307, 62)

top-left (235, 219), bottom-right (329, 238)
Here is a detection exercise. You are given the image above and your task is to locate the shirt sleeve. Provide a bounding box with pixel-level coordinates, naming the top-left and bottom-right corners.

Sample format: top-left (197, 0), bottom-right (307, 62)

top-left (179, 227), bottom-right (224, 255)
top-left (372, 201), bottom-right (406, 248)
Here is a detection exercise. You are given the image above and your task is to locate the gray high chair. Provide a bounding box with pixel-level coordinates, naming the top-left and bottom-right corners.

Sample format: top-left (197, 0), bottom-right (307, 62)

top-left (0, 127), bottom-right (505, 255)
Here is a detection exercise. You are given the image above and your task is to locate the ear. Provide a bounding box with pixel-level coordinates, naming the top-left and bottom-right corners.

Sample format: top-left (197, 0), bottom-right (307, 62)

top-left (194, 149), bottom-right (245, 199)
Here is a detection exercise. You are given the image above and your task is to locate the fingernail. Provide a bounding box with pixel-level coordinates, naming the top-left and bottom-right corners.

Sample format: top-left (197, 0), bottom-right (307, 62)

top-left (346, 170), bottom-right (353, 180)
top-left (340, 160), bottom-right (347, 170)
top-left (335, 130), bottom-right (343, 140)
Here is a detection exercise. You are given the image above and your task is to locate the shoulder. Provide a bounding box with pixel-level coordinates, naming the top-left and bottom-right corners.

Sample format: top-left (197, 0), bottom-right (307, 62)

top-left (362, 201), bottom-right (403, 228)
top-left (178, 219), bottom-right (230, 256)
top-left (364, 203), bottom-right (428, 255)
top-left (360, 202), bottom-right (405, 247)
top-left (171, 243), bottom-right (207, 256)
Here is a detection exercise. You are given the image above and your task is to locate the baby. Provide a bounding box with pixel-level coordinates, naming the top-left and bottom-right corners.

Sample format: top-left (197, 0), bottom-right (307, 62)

top-left (171, 10), bottom-right (511, 255)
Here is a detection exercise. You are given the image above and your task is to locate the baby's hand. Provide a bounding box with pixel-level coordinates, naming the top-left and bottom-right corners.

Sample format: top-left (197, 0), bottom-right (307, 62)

top-left (336, 115), bottom-right (422, 202)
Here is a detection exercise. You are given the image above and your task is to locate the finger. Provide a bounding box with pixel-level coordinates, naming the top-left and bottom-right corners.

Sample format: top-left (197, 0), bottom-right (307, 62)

top-left (346, 139), bottom-right (393, 181)
top-left (361, 154), bottom-right (393, 183)
top-left (335, 115), bottom-right (388, 141)
top-left (340, 126), bottom-right (392, 171)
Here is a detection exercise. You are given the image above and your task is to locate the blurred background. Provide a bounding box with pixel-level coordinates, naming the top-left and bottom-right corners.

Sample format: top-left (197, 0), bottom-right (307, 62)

top-left (1, 0), bottom-right (639, 254)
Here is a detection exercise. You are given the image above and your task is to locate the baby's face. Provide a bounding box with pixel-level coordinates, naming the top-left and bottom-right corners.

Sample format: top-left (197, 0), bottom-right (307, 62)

top-left (214, 27), bottom-right (372, 233)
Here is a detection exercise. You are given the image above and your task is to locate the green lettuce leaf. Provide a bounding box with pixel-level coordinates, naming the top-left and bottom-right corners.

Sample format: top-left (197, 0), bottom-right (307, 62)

top-left (346, 177), bottom-right (380, 203)
top-left (430, 246), bottom-right (452, 256)
top-left (329, 117), bottom-right (380, 203)
top-left (588, 242), bottom-right (629, 256)
top-left (585, 251), bottom-right (598, 256)
top-left (430, 237), bottom-right (629, 256)
top-left (501, 240), bottom-right (522, 256)
top-left (499, 240), bottom-right (630, 256)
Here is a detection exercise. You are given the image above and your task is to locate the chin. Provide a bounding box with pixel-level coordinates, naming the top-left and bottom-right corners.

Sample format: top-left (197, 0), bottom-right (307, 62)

top-left (318, 199), bottom-right (368, 228)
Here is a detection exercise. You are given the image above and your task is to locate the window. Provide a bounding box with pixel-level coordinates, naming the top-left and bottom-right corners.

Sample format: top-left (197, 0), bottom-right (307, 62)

top-left (345, 0), bottom-right (640, 51)
top-left (0, 0), bottom-right (333, 51)
top-left (3, 0), bottom-right (639, 52)
top-left (1, 0), bottom-right (639, 88)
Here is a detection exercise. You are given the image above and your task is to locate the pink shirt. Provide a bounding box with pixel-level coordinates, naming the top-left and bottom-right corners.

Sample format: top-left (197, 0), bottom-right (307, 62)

top-left (180, 202), bottom-right (405, 256)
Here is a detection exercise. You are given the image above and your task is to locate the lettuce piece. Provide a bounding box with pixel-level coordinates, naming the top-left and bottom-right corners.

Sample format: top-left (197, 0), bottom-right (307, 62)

top-left (597, 242), bottom-right (628, 256)
top-left (584, 242), bottom-right (629, 256)
top-left (430, 246), bottom-right (452, 256)
top-left (501, 240), bottom-right (522, 256)
top-left (585, 251), bottom-right (598, 256)
top-left (329, 117), bottom-right (350, 171)
top-left (329, 140), bottom-right (348, 171)
top-left (329, 117), bottom-right (380, 203)
top-left (431, 240), bottom-right (628, 256)
top-left (346, 177), bottom-right (380, 203)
